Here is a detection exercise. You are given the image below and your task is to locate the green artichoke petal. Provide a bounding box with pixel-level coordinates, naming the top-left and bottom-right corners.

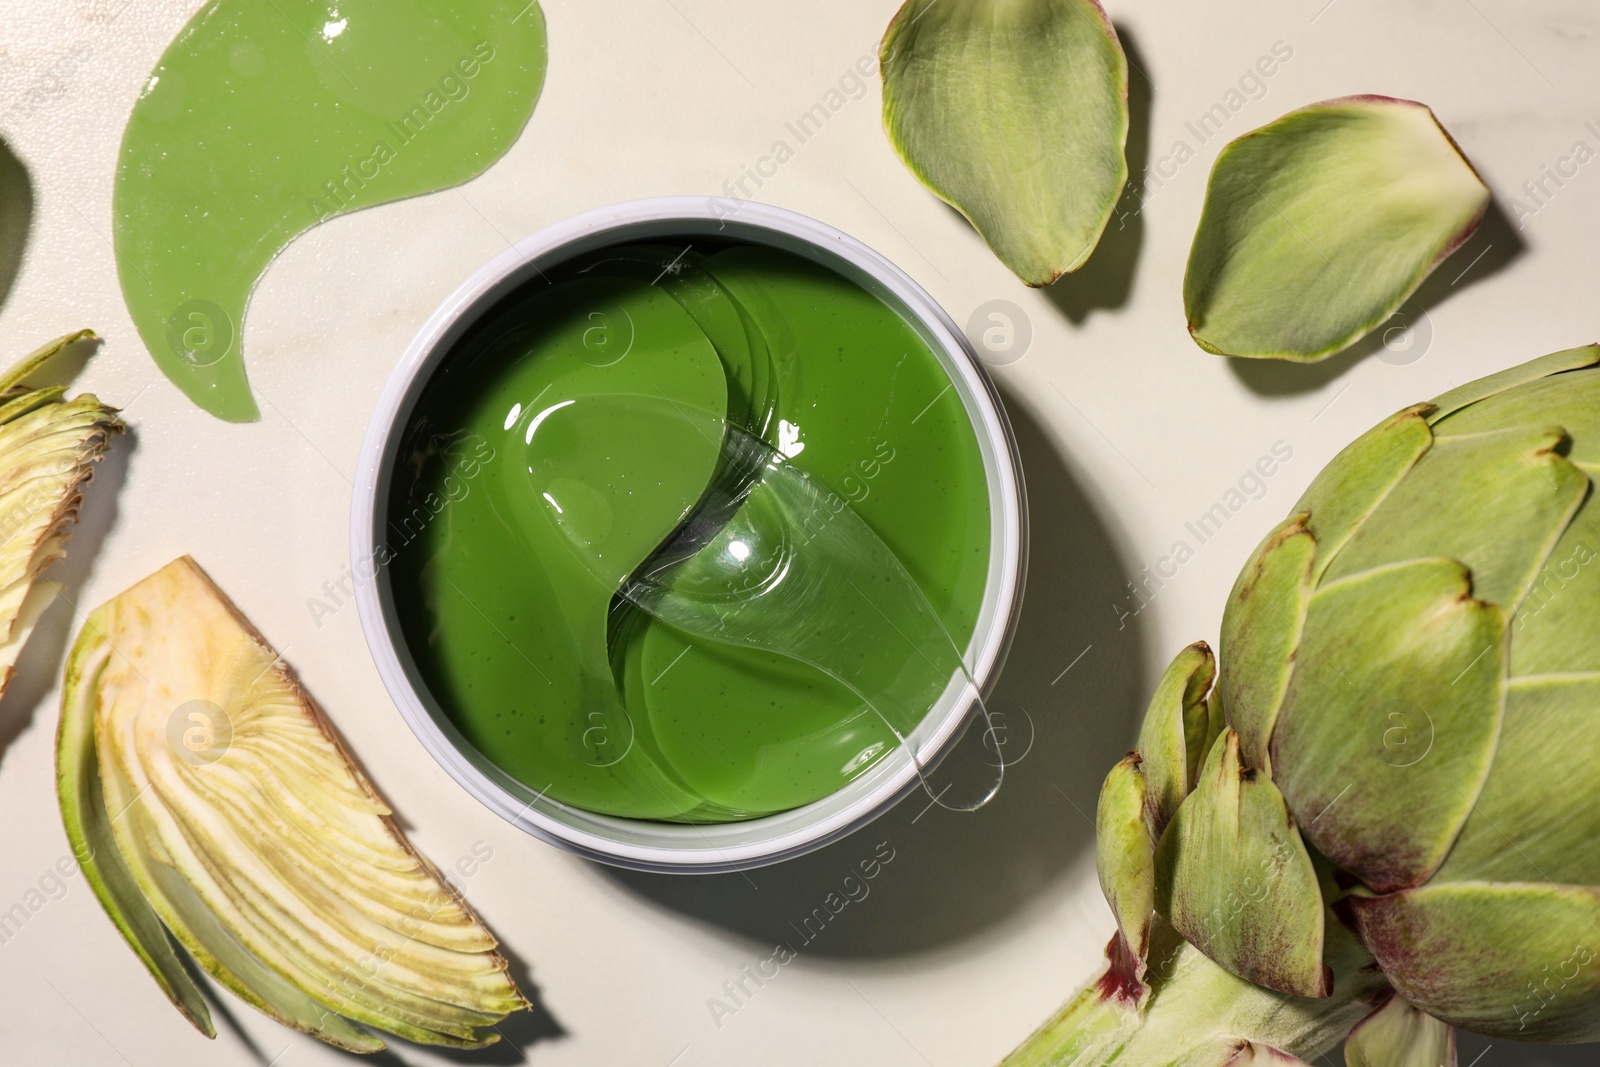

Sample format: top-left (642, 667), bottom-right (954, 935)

top-left (1136, 642), bottom-right (1217, 831)
top-left (1293, 405), bottom-right (1434, 582)
top-left (1349, 883), bottom-right (1600, 1042)
top-left (1428, 343), bottom-right (1600, 423)
top-left (1272, 559), bottom-right (1505, 892)
top-left (1343, 993), bottom-right (1456, 1067)
top-left (1429, 364), bottom-right (1600, 675)
top-left (1508, 493), bottom-right (1600, 675)
top-left (1183, 96), bottom-right (1488, 361)
top-left (1435, 362), bottom-right (1600, 466)
top-left (56, 622), bottom-right (215, 1039)
top-left (879, 0), bottom-right (1129, 286)
top-left (1096, 755), bottom-right (1156, 977)
top-left (1321, 425), bottom-right (1588, 611)
top-left (1434, 674), bottom-right (1600, 887)
top-left (0, 329), bottom-right (95, 395)
top-left (1156, 729), bottom-right (1330, 998)
top-left (1219, 516), bottom-right (1315, 770)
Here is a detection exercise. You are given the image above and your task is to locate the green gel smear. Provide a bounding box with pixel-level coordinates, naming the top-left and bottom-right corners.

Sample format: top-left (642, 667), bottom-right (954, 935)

top-left (390, 244), bottom-right (991, 821)
top-left (113, 0), bottom-right (548, 421)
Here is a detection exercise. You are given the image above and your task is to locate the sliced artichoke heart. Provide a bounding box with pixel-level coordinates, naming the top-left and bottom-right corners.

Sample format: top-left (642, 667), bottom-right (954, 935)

top-left (0, 332), bottom-right (122, 684)
top-left (74, 556), bottom-right (527, 1051)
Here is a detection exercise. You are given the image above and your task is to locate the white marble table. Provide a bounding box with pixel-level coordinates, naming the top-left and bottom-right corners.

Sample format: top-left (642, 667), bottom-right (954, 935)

top-left (0, 1), bottom-right (1593, 1064)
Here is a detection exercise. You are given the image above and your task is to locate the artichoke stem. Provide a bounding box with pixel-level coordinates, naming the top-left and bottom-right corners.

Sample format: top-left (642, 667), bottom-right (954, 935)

top-left (1002, 919), bottom-right (1385, 1067)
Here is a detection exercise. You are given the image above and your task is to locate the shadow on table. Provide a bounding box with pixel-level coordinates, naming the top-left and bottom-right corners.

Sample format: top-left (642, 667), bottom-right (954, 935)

top-left (1451, 1032), bottom-right (1595, 1067)
top-left (0, 137), bottom-right (32, 315)
top-left (602, 385), bottom-right (1147, 958)
top-left (205, 939), bottom-right (566, 1065)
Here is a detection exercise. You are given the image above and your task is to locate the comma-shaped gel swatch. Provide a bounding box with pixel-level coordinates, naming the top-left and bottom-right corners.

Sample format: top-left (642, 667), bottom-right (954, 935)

top-left (113, 0), bottom-right (548, 421)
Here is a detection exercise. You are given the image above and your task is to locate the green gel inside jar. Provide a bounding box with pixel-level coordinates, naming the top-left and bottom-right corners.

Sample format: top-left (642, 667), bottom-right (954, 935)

top-left (387, 244), bottom-right (991, 821)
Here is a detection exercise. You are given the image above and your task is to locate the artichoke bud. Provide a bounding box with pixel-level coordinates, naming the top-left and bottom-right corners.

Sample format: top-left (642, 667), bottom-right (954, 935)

top-left (1095, 643), bottom-right (1217, 991)
top-left (1095, 754), bottom-right (1155, 999)
top-left (1188, 343), bottom-right (1600, 1040)
top-left (1008, 350), bottom-right (1600, 1067)
top-left (1135, 641), bottom-right (1217, 831)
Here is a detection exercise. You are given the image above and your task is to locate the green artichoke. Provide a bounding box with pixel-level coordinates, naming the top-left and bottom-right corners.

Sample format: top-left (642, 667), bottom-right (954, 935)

top-left (1008, 345), bottom-right (1600, 1066)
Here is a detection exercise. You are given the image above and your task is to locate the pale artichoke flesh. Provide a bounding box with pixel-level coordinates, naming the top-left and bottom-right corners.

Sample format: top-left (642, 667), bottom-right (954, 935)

top-left (0, 329), bottom-right (121, 692)
top-left (58, 556), bottom-right (527, 1051)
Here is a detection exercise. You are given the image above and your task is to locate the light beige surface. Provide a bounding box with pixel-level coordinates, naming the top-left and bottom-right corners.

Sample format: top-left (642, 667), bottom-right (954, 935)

top-left (0, 1), bottom-right (1594, 1065)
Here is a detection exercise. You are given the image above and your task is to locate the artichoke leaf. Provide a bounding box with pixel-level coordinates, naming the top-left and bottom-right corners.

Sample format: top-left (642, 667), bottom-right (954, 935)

top-left (1433, 353), bottom-right (1600, 468)
top-left (0, 579), bottom-right (63, 678)
top-left (1218, 516), bottom-right (1315, 770)
top-left (1429, 342), bottom-right (1600, 422)
top-left (1506, 490), bottom-right (1600, 676)
top-left (1272, 559), bottom-right (1505, 893)
top-left (0, 385), bottom-right (69, 425)
top-left (76, 556), bottom-right (527, 1050)
top-left (0, 328), bottom-right (95, 394)
top-left (1155, 729), bottom-right (1330, 998)
top-left (1200, 683), bottom-right (1227, 763)
top-left (1096, 754), bottom-right (1156, 992)
top-left (1184, 97), bottom-right (1489, 361)
top-left (1293, 405), bottom-right (1434, 583)
top-left (1217, 1043), bottom-right (1316, 1067)
top-left (1322, 425), bottom-right (1588, 611)
top-left (1349, 883), bottom-right (1600, 1042)
top-left (1434, 674), bottom-right (1600, 887)
top-left (1135, 642), bottom-right (1217, 832)
top-left (880, 0), bottom-right (1129, 286)
top-left (56, 623), bottom-right (215, 1038)
top-left (1344, 992), bottom-right (1456, 1067)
